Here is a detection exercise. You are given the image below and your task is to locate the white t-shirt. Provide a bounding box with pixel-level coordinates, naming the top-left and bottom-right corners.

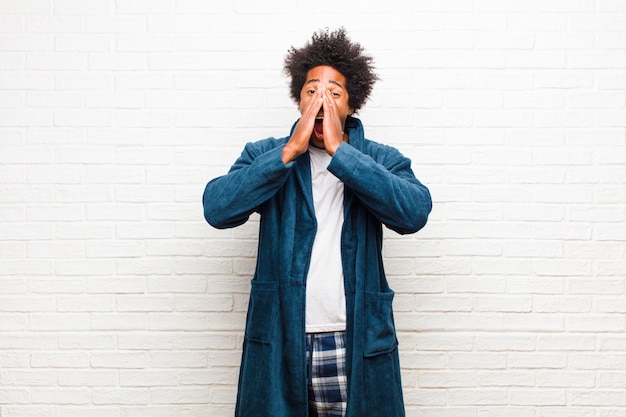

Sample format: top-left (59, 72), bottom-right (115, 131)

top-left (305, 146), bottom-right (347, 333)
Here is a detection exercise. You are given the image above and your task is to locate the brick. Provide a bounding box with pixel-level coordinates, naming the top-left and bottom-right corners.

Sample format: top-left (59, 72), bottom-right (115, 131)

top-left (566, 315), bottom-right (625, 333)
top-left (147, 313), bottom-right (210, 331)
top-left (509, 389), bottom-right (566, 406)
top-left (173, 333), bottom-right (237, 350)
top-left (28, 314), bottom-right (90, 331)
top-left (0, 71), bottom-right (53, 90)
top-left (26, 205), bottom-right (83, 221)
top-left (537, 334), bottom-right (596, 351)
top-left (0, 15), bottom-right (25, 32)
top-left (0, 314), bottom-right (27, 330)
top-left (84, 166), bottom-right (145, 184)
top-left (26, 92), bottom-right (82, 108)
top-left (509, 353), bottom-right (567, 369)
top-left (534, 259), bottom-right (593, 277)
top-left (56, 185), bottom-right (114, 203)
top-left (55, 35), bottom-right (113, 52)
top-left (115, 222), bottom-right (175, 239)
top-left (54, 111), bottom-right (112, 128)
top-left (0, 241), bottom-right (25, 258)
top-left (447, 314), bottom-right (504, 331)
top-left (1, 352), bottom-right (35, 368)
top-left (537, 371), bottom-right (595, 388)
top-left (85, 92), bottom-right (144, 109)
top-left (2, 260), bottom-right (53, 275)
top-left (90, 314), bottom-right (148, 331)
top-left (59, 334), bottom-right (117, 350)
top-left (115, 0), bottom-right (175, 14)
top-left (26, 16), bottom-right (83, 33)
top-left (539, 0), bottom-right (594, 12)
top-left (83, 16), bottom-right (147, 33)
top-left (55, 0), bottom-right (113, 14)
top-left (0, 129), bottom-right (24, 145)
top-left (0, 297), bottom-right (55, 312)
top-left (54, 73), bottom-right (114, 90)
top-left (476, 33), bottom-right (534, 50)
top-left (117, 333), bottom-right (176, 350)
top-left (479, 371), bottom-right (535, 387)
top-left (28, 278), bottom-right (85, 295)
top-left (0, 34), bottom-right (53, 52)
top-left (179, 368), bottom-right (238, 385)
top-left (570, 390), bottom-right (626, 406)
top-left (85, 240), bottom-right (145, 258)
top-left (418, 371), bottom-right (477, 388)
top-left (92, 388), bottom-right (150, 405)
top-left (415, 295), bottom-right (473, 312)
top-left (57, 296), bottom-right (115, 312)
top-left (0, 90), bottom-right (25, 106)
top-left (597, 372), bottom-right (626, 388)
top-left (484, 408), bottom-right (544, 417)
top-left (119, 370), bottom-right (180, 386)
top-left (150, 351), bottom-right (208, 368)
top-left (0, 110), bottom-right (53, 127)
top-left (448, 388), bottom-right (508, 405)
top-left (150, 387), bottom-right (210, 404)
top-left (114, 110), bottom-right (173, 127)
top-left (86, 277), bottom-right (147, 294)
top-left (90, 353), bottom-right (148, 369)
top-left (115, 148), bottom-right (171, 165)
top-left (116, 259), bottom-right (174, 276)
top-left (474, 296), bottom-right (533, 313)
top-left (58, 370), bottom-right (118, 387)
top-left (117, 406), bottom-right (180, 417)
top-left (87, 128), bottom-right (146, 146)
top-left (55, 223), bottom-right (114, 240)
top-left (55, 259), bottom-right (115, 276)
top-left (0, 205), bottom-right (24, 221)
top-left (0, 388), bottom-right (30, 404)
top-left (0, 334), bottom-right (57, 350)
top-left (116, 72), bottom-right (173, 90)
top-left (533, 296), bottom-right (592, 313)
top-left (26, 53), bottom-right (87, 70)
top-left (86, 204), bottom-right (145, 221)
top-left (174, 295), bottom-right (233, 312)
top-left (116, 296), bottom-right (173, 312)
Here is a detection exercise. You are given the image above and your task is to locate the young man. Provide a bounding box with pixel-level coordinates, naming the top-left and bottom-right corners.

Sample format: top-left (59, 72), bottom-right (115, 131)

top-left (203, 28), bottom-right (432, 417)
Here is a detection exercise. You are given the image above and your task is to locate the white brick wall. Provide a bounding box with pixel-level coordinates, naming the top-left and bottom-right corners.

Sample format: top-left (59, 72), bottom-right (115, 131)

top-left (1, 0), bottom-right (625, 416)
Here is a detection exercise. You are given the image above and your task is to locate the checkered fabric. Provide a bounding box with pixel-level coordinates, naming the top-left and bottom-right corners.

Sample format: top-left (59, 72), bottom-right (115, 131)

top-left (306, 331), bottom-right (348, 417)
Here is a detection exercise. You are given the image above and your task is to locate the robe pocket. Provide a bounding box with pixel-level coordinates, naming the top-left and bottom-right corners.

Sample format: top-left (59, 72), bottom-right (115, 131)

top-left (364, 290), bottom-right (398, 357)
top-left (244, 280), bottom-right (278, 344)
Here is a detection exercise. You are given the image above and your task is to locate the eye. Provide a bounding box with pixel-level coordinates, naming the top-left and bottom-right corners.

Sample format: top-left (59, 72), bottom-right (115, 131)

top-left (307, 89), bottom-right (315, 94)
top-left (331, 91), bottom-right (340, 97)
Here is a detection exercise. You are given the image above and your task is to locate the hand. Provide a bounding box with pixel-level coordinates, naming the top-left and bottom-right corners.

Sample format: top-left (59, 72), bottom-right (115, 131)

top-left (321, 89), bottom-right (345, 156)
top-left (282, 88), bottom-right (323, 164)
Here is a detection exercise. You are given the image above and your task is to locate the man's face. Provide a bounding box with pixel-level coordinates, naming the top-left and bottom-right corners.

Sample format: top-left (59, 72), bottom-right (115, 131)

top-left (299, 65), bottom-right (353, 148)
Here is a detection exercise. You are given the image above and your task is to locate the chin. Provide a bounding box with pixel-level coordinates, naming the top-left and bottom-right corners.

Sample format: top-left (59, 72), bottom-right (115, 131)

top-left (309, 138), bottom-right (326, 150)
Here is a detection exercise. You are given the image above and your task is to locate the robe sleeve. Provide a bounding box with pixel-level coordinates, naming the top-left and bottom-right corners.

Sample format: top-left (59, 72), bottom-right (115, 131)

top-left (328, 141), bottom-right (432, 235)
top-left (203, 140), bottom-right (293, 229)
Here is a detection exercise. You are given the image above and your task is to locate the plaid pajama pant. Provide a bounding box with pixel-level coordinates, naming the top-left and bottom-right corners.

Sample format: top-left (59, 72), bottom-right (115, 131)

top-left (306, 331), bottom-right (348, 417)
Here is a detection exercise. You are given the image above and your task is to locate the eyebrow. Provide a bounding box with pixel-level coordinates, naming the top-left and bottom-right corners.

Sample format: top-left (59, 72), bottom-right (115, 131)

top-left (305, 78), bottom-right (346, 90)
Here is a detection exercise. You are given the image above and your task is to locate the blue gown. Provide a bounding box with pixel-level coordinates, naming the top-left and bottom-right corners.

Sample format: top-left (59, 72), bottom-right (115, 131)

top-left (203, 116), bottom-right (432, 416)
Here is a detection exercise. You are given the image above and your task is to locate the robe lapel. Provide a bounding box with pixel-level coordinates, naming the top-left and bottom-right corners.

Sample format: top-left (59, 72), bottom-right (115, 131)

top-left (293, 150), bottom-right (315, 222)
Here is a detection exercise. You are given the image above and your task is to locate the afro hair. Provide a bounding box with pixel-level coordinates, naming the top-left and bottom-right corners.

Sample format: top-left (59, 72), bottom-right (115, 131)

top-left (284, 27), bottom-right (378, 113)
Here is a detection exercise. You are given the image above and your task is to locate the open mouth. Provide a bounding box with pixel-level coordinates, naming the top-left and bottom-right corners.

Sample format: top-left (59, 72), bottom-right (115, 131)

top-left (314, 117), bottom-right (323, 139)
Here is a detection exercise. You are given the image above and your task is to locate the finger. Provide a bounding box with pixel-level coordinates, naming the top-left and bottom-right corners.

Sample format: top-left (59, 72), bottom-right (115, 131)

top-left (303, 91), bottom-right (324, 121)
top-left (322, 90), bottom-right (335, 118)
